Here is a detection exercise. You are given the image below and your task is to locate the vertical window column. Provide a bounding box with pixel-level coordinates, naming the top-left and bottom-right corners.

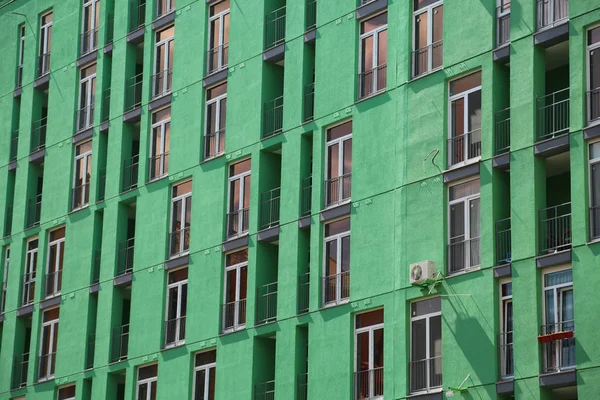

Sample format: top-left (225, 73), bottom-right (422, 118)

top-left (193, 350), bottom-right (216, 400)
top-left (409, 297), bottom-right (442, 394)
top-left (222, 249), bottom-right (248, 332)
top-left (412, 0), bottom-right (443, 78)
top-left (72, 141), bottom-right (93, 210)
top-left (164, 267), bottom-right (188, 347)
top-left (204, 83), bottom-right (227, 160)
top-left (323, 218), bottom-right (350, 305)
top-left (358, 12), bottom-right (387, 99)
top-left (81, 0), bottom-right (100, 55)
top-left (153, 27), bottom-right (174, 98)
top-left (226, 159), bottom-right (251, 239)
top-left (45, 227), bottom-right (66, 298)
top-left (149, 107), bottom-right (171, 180)
top-left (38, 12), bottom-right (53, 77)
top-left (77, 64), bottom-right (97, 131)
top-left (207, 0), bottom-right (230, 75)
top-left (447, 179), bottom-right (481, 274)
top-left (22, 238), bottom-right (38, 307)
top-left (38, 308), bottom-right (59, 381)
top-left (448, 71), bottom-right (482, 167)
top-left (324, 121), bottom-right (352, 208)
top-left (354, 309), bottom-right (384, 400)
top-left (169, 180), bottom-right (192, 258)
top-left (499, 281), bottom-right (513, 379)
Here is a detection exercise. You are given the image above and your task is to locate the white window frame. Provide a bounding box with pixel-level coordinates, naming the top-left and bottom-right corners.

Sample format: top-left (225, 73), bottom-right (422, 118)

top-left (412, 0), bottom-right (443, 76)
top-left (154, 28), bottom-right (174, 97)
top-left (325, 124), bottom-right (352, 208)
top-left (448, 73), bottom-right (482, 168)
top-left (39, 309), bottom-right (59, 381)
top-left (157, 0), bottom-right (175, 17)
top-left (81, 0), bottom-right (100, 52)
top-left (359, 12), bottom-right (387, 96)
top-left (586, 25), bottom-right (600, 125)
top-left (227, 160), bottom-right (251, 237)
top-left (222, 255), bottom-right (247, 332)
top-left (1, 246), bottom-right (9, 313)
top-left (78, 65), bottom-right (97, 129)
top-left (496, 0), bottom-right (510, 47)
top-left (208, 2), bottom-right (230, 72)
top-left (537, 0), bottom-right (568, 30)
top-left (322, 218), bottom-right (351, 306)
top-left (39, 11), bottom-right (53, 59)
top-left (23, 238), bottom-right (38, 306)
top-left (354, 311), bottom-right (384, 400)
top-left (73, 141), bottom-right (92, 209)
top-left (164, 269), bottom-right (187, 347)
top-left (447, 178), bottom-right (481, 273)
top-left (192, 351), bottom-right (217, 400)
top-left (136, 365), bottom-right (158, 400)
top-left (46, 229), bottom-right (65, 298)
top-left (18, 25), bottom-right (25, 68)
top-left (169, 181), bottom-right (192, 257)
top-left (204, 85), bottom-right (227, 158)
top-left (57, 384), bottom-right (76, 400)
top-left (498, 279), bottom-right (513, 379)
top-left (150, 108), bottom-right (171, 180)
top-left (410, 297), bottom-right (442, 394)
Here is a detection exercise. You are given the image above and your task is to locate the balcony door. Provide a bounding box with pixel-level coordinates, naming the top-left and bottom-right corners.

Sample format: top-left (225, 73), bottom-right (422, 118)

top-left (165, 268), bottom-right (187, 346)
top-left (223, 250), bottom-right (247, 331)
top-left (413, 0), bottom-right (443, 77)
top-left (448, 179), bottom-right (480, 273)
top-left (410, 297), bottom-right (441, 394)
top-left (325, 121), bottom-right (352, 207)
top-left (449, 72), bottom-right (482, 167)
top-left (355, 309), bottom-right (384, 400)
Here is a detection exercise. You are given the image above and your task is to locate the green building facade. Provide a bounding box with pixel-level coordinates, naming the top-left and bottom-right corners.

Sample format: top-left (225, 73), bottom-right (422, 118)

top-left (0, 0), bottom-right (599, 398)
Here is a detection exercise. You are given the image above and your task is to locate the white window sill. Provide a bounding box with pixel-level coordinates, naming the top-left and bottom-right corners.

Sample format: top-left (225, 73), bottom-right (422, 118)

top-left (446, 265), bottom-right (481, 278)
top-left (445, 157), bottom-right (481, 172)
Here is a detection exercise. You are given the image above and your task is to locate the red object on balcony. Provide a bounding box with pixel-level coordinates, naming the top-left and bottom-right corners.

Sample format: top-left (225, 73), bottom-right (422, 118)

top-left (537, 330), bottom-right (574, 343)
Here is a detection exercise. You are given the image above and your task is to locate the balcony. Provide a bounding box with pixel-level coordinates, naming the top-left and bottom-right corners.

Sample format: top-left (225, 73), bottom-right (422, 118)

top-left (12, 352), bottom-right (29, 389)
top-left (125, 73), bottom-right (143, 112)
top-left (26, 194), bottom-right (42, 229)
top-left (297, 373), bottom-right (308, 400)
top-left (204, 128), bottom-right (225, 160)
top-left (301, 176), bottom-right (312, 216)
top-left (297, 272), bottom-right (310, 314)
top-left (37, 52), bottom-right (51, 78)
top-left (586, 86), bottom-right (600, 128)
top-left (447, 128), bottom-right (482, 167)
top-left (591, 206), bottom-right (600, 241)
top-left (227, 208), bottom-right (249, 239)
top-left (260, 188), bottom-right (281, 231)
top-left (498, 331), bottom-right (514, 379)
top-left (539, 321), bottom-right (575, 373)
top-left (117, 238), bottom-right (135, 276)
top-left (358, 64), bottom-right (386, 100)
top-left (121, 155), bottom-right (139, 192)
top-left (80, 28), bottom-right (98, 56)
top-left (324, 173), bottom-right (351, 208)
top-left (222, 299), bottom-right (246, 332)
top-left (16, 64), bottom-right (23, 88)
top-left (37, 352), bottom-right (56, 381)
top-left (111, 324), bottom-right (130, 362)
top-left (92, 248), bottom-right (101, 284)
top-left (263, 96), bottom-right (284, 139)
top-left (322, 271), bottom-right (350, 305)
top-left (412, 41), bottom-right (443, 78)
top-left (21, 272), bottom-right (35, 306)
top-left (495, 218), bottom-right (511, 265)
top-left (496, 4), bottom-right (510, 47)
top-left (4, 205), bottom-right (12, 237)
top-left (169, 226), bottom-right (190, 258)
top-left (265, 7), bottom-right (286, 50)
top-left (409, 357), bottom-right (442, 394)
top-left (86, 333), bottom-right (96, 369)
top-left (254, 380), bottom-right (275, 400)
top-left (149, 152), bottom-right (169, 181)
top-left (129, 0), bottom-right (146, 33)
top-left (495, 108), bottom-right (510, 155)
top-left (76, 104), bottom-right (95, 132)
top-left (97, 168), bottom-right (106, 202)
top-left (256, 282), bottom-right (277, 325)
top-left (304, 82), bottom-right (315, 122)
top-left (106, 12), bottom-right (115, 45)
top-left (164, 316), bottom-right (186, 347)
top-left (306, 0), bottom-right (316, 30)
top-left (536, 0), bottom-right (568, 31)
top-left (30, 117), bottom-right (48, 154)
top-left (207, 43), bottom-right (229, 75)
top-left (447, 237), bottom-right (481, 274)
top-left (354, 367), bottom-right (383, 400)
top-left (536, 88), bottom-right (569, 142)
top-left (152, 67), bottom-right (172, 99)
top-left (538, 203), bottom-right (571, 255)
top-left (44, 269), bottom-right (62, 298)
top-left (101, 88), bottom-right (111, 124)
top-left (10, 130), bottom-right (18, 162)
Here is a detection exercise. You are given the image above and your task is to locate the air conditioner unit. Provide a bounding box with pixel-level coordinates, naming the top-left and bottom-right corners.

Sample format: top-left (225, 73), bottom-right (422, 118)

top-left (410, 260), bottom-right (436, 285)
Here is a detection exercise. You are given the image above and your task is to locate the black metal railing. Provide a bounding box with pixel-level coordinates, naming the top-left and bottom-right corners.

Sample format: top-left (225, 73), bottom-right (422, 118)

top-left (164, 316), bottom-right (186, 347)
top-left (21, 272), bottom-right (35, 306)
top-left (324, 173), bottom-right (351, 207)
top-left (447, 128), bottom-right (482, 166)
top-left (37, 352), bottom-right (56, 381)
top-left (121, 154), bottom-right (139, 192)
top-left (301, 176), bottom-right (312, 216)
top-left (586, 87), bottom-right (600, 125)
top-left (536, 0), bottom-right (568, 30)
top-left (106, 12), bottom-right (115, 44)
top-left (72, 182), bottom-right (90, 210)
top-left (590, 205), bottom-right (600, 241)
top-left (26, 194), bottom-right (42, 228)
top-left (495, 108), bottom-right (510, 155)
top-left (4, 205), bottom-right (12, 237)
top-left (12, 353), bottom-right (29, 389)
top-left (111, 324), bottom-right (130, 362)
top-left (447, 237), bottom-right (481, 273)
top-left (495, 218), bottom-right (511, 265)
top-left (538, 202), bottom-right (571, 254)
top-left (77, 103), bottom-right (95, 131)
top-left (10, 130), bottom-right (18, 162)
top-left (149, 152), bottom-right (169, 180)
top-left (222, 299), bottom-right (246, 331)
top-left (498, 331), bottom-right (513, 379)
top-left (260, 187), bottom-right (280, 230)
top-left (204, 128), bottom-right (225, 160)
top-left (265, 6), bottom-right (286, 49)
top-left (117, 237), bottom-right (135, 276)
top-left (44, 269), bottom-right (62, 297)
top-left (298, 272), bottom-right (310, 314)
top-left (129, 0), bottom-right (146, 32)
top-left (306, 0), bottom-right (316, 30)
top-left (322, 271), bottom-right (350, 304)
top-left (16, 64), bottom-right (23, 88)
top-left (256, 282), bottom-right (278, 325)
top-left (304, 82), bottom-right (315, 122)
top-left (152, 67), bottom-right (173, 98)
top-left (169, 226), bottom-right (190, 258)
top-left (97, 167), bottom-right (106, 202)
top-left (102, 88), bottom-right (111, 122)
top-left (497, 4), bottom-right (510, 47)
top-left (409, 357), bottom-right (442, 393)
top-left (297, 373), bottom-right (308, 400)
top-left (86, 334), bottom-right (96, 370)
top-left (536, 88), bottom-right (570, 141)
top-left (355, 367), bottom-right (384, 400)
top-left (37, 52), bottom-right (51, 77)
top-left (206, 43), bottom-right (229, 75)
top-left (540, 320), bottom-right (575, 373)
top-left (31, 117), bottom-right (48, 153)
top-left (92, 248), bottom-right (101, 284)
top-left (412, 41), bottom-right (443, 78)
top-left (125, 73), bottom-right (143, 112)
top-left (227, 207), bottom-right (250, 238)
top-left (80, 28), bottom-right (98, 56)
top-left (254, 380), bottom-right (275, 400)
top-left (263, 96), bottom-right (284, 139)
top-left (358, 64), bottom-right (387, 100)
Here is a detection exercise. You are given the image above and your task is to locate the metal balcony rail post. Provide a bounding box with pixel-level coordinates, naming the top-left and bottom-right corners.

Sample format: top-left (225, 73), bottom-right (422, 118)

top-left (409, 356), bottom-right (442, 393)
top-left (31, 117), bottom-right (48, 153)
top-left (538, 202), bottom-right (572, 254)
top-left (306, 0), bottom-right (317, 30)
top-left (447, 128), bottom-right (482, 167)
top-left (80, 27), bottom-right (98, 56)
top-left (21, 272), bottom-right (36, 306)
top-left (536, 0), bottom-right (568, 30)
top-left (498, 331), bottom-right (514, 379)
top-left (324, 172), bottom-right (352, 207)
top-left (358, 64), bottom-right (387, 99)
top-left (540, 320), bottom-right (575, 373)
top-left (106, 12), bottom-right (115, 44)
top-left (263, 96), bottom-right (284, 139)
top-left (102, 88), bottom-right (111, 122)
top-left (354, 367), bottom-right (384, 400)
top-left (495, 107), bottom-right (510, 155)
top-left (10, 130), bottom-right (18, 162)
top-left (207, 43), bottom-right (229, 75)
top-left (26, 194), bottom-right (42, 228)
top-left (125, 73), bottom-right (144, 112)
top-left (297, 272), bottom-right (310, 314)
top-left (97, 167), bottom-right (107, 202)
top-left (129, 0), bottom-right (146, 32)
top-left (92, 248), bottom-right (101, 284)
top-left (164, 316), bottom-right (186, 346)
top-left (77, 103), bottom-right (95, 131)
top-left (256, 282), bottom-right (278, 325)
top-left (121, 154), bottom-right (139, 192)
top-left (495, 218), bottom-right (511, 265)
top-left (37, 52), bottom-right (51, 77)
top-left (536, 87), bottom-right (570, 141)
top-left (447, 236), bottom-right (481, 273)
top-left (260, 187), bottom-right (281, 230)
top-left (149, 151), bottom-right (169, 180)
top-left (12, 352), bottom-right (29, 389)
top-left (16, 64), bottom-right (23, 87)
top-left (265, 6), bottom-right (286, 49)
top-left (37, 352), bottom-right (56, 381)
top-left (44, 269), bottom-right (62, 297)
top-left (111, 324), bottom-right (130, 362)
top-left (322, 271), bottom-right (350, 304)
top-left (301, 176), bottom-right (312, 216)
top-left (222, 299), bottom-right (247, 331)
top-left (297, 373), bottom-right (308, 400)
top-left (227, 207), bottom-right (249, 238)
top-left (117, 237), bottom-right (135, 275)
top-left (590, 205), bottom-right (600, 241)
top-left (586, 87), bottom-right (600, 124)
top-left (152, 67), bottom-right (173, 98)
top-left (254, 380), bottom-right (275, 400)
top-left (304, 82), bottom-right (315, 122)
top-left (4, 205), bottom-right (13, 237)
top-left (204, 128), bottom-right (225, 160)
top-left (86, 334), bottom-right (96, 370)
top-left (412, 40), bottom-right (443, 78)
top-left (169, 225), bottom-right (190, 258)
top-left (496, 3), bottom-right (511, 47)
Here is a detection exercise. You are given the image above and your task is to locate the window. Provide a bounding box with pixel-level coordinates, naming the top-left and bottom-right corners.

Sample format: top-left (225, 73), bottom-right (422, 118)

top-left (207, 0), bottom-right (230, 74)
top-left (38, 11), bottom-right (53, 76)
top-left (536, 0), bottom-right (568, 30)
top-left (81, 0), bottom-right (100, 54)
top-left (412, 0), bottom-right (443, 77)
top-left (169, 180), bottom-right (192, 257)
top-left (590, 141), bottom-right (600, 240)
top-left (409, 297), bottom-right (441, 394)
top-left (150, 107), bottom-right (171, 180)
top-left (204, 83), bottom-right (227, 159)
top-left (17, 25), bottom-right (25, 86)
top-left (72, 141), bottom-right (92, 210)
top-left (587, 26), bottom-right (600, 124)
top-left (136, 364), bottom-right (158, 400)
top-left (58, 385), bottom-right (76, 400)
top-left (22, 238), bottom-right (38, 306)
top-left (222, 249), bottom-right (247, 332)
top-left (499, 281), bottom-right (513, 379)
top-left (448, 71), bottom-right (482, 167)
top-left (325, 121), bottom-right (352, 207)
top-left (77, 63), bottom-right (97, 131)
top-left (39, 308), bottom-right (59, 381)
top-left (226, 159), bottom-right (251, 238)
top-left (193, 350), bottom-right (216, 400)
top-left (448, 179), bottom-right (480, 274)
top-left (354, 309), bottom-right (384, 400)
top-left (45, 227), bottom-right (65, 298)
top-left (0, 246), bottom-right (9, 313)
top-left (165, 267), bottom-right (187, 347)
top-left (323, 218), bottom-right (350, 305)
top-left (358, 12), bottom-right (387, 99)
top-left (157, 0), bottom-right (175, 18)
top-left (542, 268), bottom-right (575, 373)
top-left (496, 0), bottom-right (510, 47)
top-left (153, 27), bottom-right (174, 98)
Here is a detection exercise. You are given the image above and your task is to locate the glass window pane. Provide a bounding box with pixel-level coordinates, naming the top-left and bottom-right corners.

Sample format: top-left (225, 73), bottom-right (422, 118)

top-left (432, 6), bottom-right (443, 42)
top-left (415, 12), bottom-right (428, 49)
top-left (450, 71), bottom-right (482, 96)
top-left (411, 319), bottom-right (426, 360)
top-left (325, 218), bottom-right (350, 237)
top-left (356, 309), bottom-right (384, 328)
top-left (468, 90), bottom-right (482, 132)
top-left (341, 236), bottom-right (350, 272)
top-left (327, 121), bottom-right (352, 142)
top-left (411, 297), bottom-right (441, 317)
top-left (194, 370), bottom-right (206, 400)
top-left (449, 179), bottom-right (480, 200)
top-left (325, 240), bottom-right (337, 276)
top-left (356, 332), bottom-right (369, 371)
